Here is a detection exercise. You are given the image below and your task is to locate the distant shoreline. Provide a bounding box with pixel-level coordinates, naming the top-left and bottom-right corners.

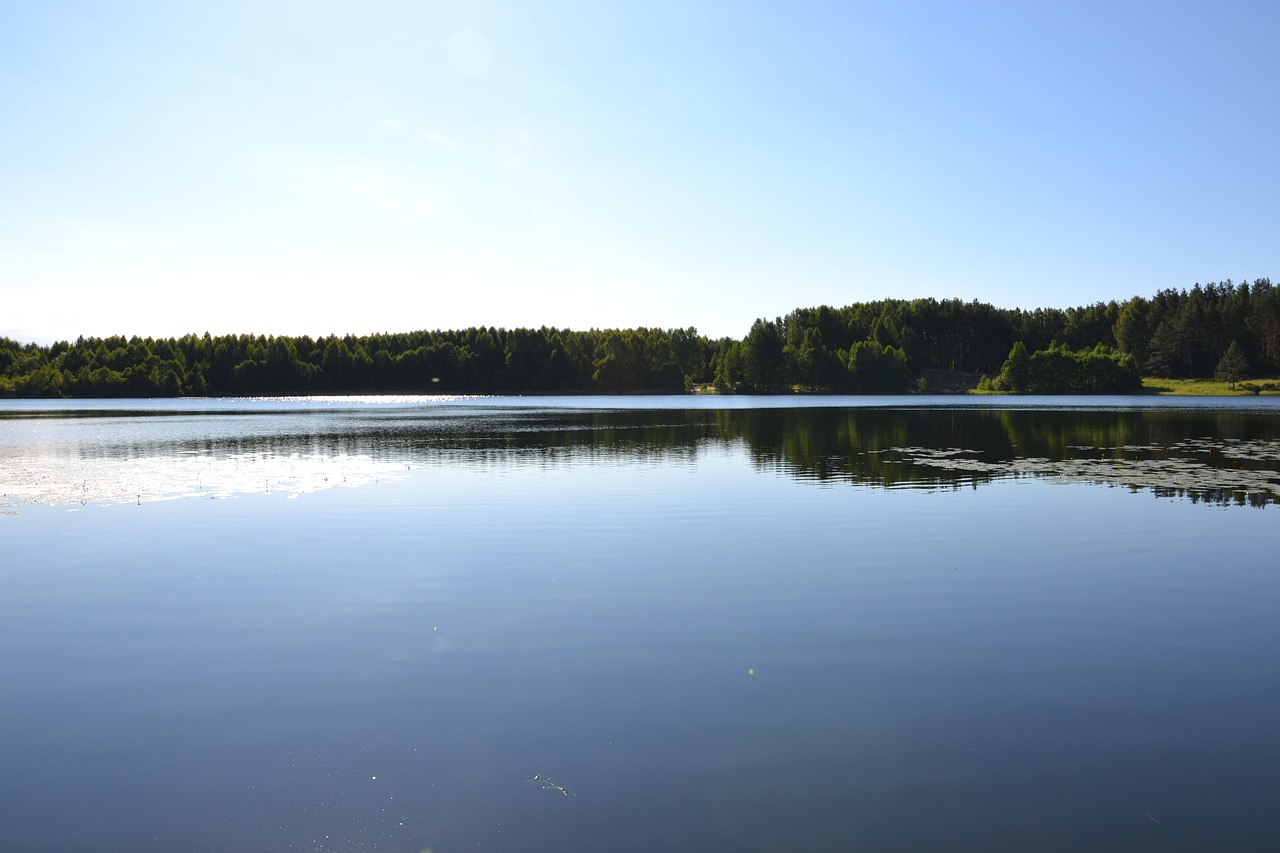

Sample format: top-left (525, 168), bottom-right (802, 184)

top-left (4, 378), bottom-right (1280, 401)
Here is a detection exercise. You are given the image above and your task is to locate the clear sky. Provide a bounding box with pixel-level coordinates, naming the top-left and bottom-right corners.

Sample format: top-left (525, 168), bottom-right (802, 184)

top-left (2, 0), bottom-right (1277, 344)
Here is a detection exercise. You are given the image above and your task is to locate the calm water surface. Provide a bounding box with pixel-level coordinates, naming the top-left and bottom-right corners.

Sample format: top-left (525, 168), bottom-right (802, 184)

top-left (2, 396), bottom-right (1279, 852)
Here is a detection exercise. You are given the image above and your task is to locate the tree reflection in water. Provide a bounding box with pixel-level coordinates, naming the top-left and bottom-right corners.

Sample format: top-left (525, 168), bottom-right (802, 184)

top-left (3, 404), bottom-right (1279, 510)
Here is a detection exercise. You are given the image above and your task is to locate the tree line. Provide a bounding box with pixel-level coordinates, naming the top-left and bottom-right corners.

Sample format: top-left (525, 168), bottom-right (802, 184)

top-left (0, 327), bottom-right (716, 398)
top-left (1, 279), bottom-right (1275, 397)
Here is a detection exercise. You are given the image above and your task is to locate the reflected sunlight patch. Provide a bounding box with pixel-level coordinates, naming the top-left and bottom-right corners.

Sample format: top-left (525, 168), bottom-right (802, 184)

top-left (0, 450), bottom-right (411, 510)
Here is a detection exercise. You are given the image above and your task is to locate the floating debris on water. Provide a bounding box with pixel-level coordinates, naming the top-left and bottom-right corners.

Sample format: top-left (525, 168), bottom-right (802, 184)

top-left (886, 439), bottom-right (1280, 506)
top-left (527, 774), bottom-right (576, 797)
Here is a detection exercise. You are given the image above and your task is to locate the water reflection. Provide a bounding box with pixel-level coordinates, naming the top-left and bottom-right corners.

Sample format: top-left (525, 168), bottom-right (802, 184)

top-left (4, 398), bottom-right (1280, 852)
top-left (3, 403), bottom-right (1279, 510)
top-left (733, 408), bottom-right (1280, 508)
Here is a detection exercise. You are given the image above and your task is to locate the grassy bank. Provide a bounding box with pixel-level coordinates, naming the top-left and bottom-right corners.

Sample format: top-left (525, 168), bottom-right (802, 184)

top-left (1141, 377), bottom-right (1280, 395)
top-left (700, 376), bottom-right (1280, 395)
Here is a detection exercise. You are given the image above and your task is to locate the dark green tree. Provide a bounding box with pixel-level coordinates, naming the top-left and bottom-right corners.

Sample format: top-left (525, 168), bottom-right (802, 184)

top-left (740, 319), bottom-right (787, 392)
top-left (1214, 340), bottom-right (1249, 388)
top-left (996, 341), bottom-right (1031, 392)
top-left (846, 340), bottom-right (912, 393)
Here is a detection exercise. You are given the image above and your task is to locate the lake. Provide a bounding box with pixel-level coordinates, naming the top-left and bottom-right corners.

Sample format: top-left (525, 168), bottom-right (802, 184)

top-left (3, 396), bottom-right (1280, 852)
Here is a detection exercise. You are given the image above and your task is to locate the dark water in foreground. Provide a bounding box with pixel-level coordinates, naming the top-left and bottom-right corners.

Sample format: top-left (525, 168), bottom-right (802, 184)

top-left (2, 397), bottom-right (1279, 852)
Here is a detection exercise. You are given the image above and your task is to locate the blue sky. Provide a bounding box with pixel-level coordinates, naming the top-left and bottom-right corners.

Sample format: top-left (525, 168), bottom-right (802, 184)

top-left (2, 0), bottom-right (1276, 344)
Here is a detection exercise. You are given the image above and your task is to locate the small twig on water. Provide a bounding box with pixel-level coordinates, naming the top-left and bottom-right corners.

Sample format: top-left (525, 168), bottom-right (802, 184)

top-left (526, 774), bottom-right (576, 797)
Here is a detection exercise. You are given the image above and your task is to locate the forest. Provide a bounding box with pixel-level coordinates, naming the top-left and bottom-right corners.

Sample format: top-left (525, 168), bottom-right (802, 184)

top-left (1, 278), bottom-right (1276, 397)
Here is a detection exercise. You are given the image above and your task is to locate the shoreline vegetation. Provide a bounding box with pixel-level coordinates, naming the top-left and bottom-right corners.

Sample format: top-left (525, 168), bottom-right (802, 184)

top-left (4, 280), bottom-right (1279, 398)
top-left (1140, 377), bottom-right (1280, 396)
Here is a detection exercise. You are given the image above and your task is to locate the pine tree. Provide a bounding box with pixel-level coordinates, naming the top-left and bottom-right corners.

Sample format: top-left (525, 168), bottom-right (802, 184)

top-left (1214, 340), bottom-right (1249, 389)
